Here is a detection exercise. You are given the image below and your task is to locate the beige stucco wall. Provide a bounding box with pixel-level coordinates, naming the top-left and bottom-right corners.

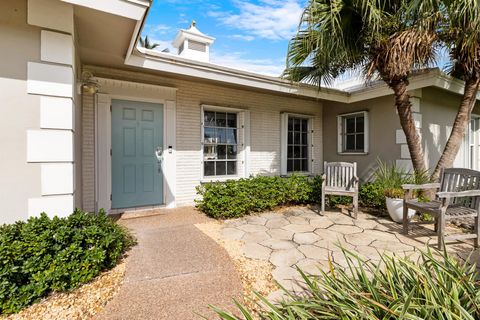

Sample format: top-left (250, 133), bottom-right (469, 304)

top-left (81, 67), bottom-right (323, 210)
top-left (322, 95), bottom-right (401, 180)
top-left (0, 0), bottom-right (42, 223)
top-left (323, 87), bottom-right (480, 181)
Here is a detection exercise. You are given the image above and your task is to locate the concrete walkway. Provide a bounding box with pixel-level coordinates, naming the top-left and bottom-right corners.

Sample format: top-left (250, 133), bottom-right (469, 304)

top-left (97, 208), bottom-right (242, 320)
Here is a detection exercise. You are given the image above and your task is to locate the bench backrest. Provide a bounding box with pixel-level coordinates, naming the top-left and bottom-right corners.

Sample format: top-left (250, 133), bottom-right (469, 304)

top-left (440, 168), bottom-right (480, 208)
top-left (324, 161), bottom-right (357, 190)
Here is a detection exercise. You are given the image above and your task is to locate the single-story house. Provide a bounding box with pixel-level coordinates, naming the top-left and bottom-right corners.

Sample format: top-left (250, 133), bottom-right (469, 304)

top-left (1, 0), bottom-right (479, 224)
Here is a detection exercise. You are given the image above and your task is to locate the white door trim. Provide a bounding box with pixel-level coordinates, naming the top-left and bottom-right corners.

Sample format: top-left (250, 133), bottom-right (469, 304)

top-left (94, 80), bottom-right (177, 212)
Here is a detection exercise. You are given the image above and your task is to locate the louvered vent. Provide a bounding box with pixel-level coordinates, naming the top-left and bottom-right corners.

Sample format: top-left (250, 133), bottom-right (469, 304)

top-left (188, 40), bottom-right (207, 52)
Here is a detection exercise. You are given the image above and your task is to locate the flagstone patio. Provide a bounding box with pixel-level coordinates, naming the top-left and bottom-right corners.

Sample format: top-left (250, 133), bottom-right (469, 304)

top-left (220, 206), bottom-right (480, 298)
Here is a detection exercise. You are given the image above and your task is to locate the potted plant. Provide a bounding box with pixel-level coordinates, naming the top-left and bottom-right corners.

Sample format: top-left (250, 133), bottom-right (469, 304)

top-left (384, 187), bottom-right (415, 223)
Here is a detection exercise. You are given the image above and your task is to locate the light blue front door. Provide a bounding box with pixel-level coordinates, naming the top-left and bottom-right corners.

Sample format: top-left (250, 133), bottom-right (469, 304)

top-left (111, 99), bottom-right (163, 209)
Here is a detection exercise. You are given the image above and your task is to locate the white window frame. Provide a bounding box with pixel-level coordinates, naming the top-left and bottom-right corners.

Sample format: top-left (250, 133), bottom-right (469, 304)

top-left (200, 105), bottom-right (249, 182)
top-left (337, 111), bottom-right (369, 155)
top-left (280, 112), bottom-right (314, 176)
top-left (465, 115), bottom-right (480, 170)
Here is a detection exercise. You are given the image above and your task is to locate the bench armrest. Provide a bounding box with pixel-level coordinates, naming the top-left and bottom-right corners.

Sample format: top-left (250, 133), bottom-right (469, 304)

top-left (402, 183), bottom-right (441, 190)
top-left (437, 190), bottom-right (480, 198)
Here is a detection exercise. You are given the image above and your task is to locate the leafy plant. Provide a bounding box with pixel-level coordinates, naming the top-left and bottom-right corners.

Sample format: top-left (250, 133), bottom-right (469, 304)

top-left (211, 248), bottom-right (480, 319)
top-left (359, 183), bottom-right (386, 209)
top-left (384, 187), bottom-right (405, 199)
top-left (195, 175), bottom-right (322, 219)
top-left (0, 210), bottom-right (134, 314)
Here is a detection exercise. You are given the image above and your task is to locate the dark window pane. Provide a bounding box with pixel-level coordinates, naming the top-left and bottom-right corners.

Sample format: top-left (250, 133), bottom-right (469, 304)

top-left (294, 159), bottom-right (301, 171)
top-left (301, 146), bottom-right (308, 158)
top-left (204, 145), bottom-right (216, 160)
top-left (204, 127), bottom-right (216, 143)
top-left (227, 161), bottom-right (236, 175)
top-left (288, 118), bottom-right (294, 131)
top-left (216, 112), bottom-right (226, 127)
top-left (294, 119), bottom-right (301, 131)
top-left (216, 128), bottom-right (226, 143)
top-left (302, 158), bottom-right (308, 171)
top-left (301, 119), bottom-right (308, 131)
top-left (356, 116), bottom-right (364, 133)
top-left (294, 146), bottom-right (301, 158)
top-left (346, 135), bottom-right (355, 150)
top-left (288, 132), bottom-right (293, 144)
top-left (346, 117), bottom-right (356, 133)
top-left (287, 146), bottom-right (293, 158)
top-left (294, 132), bottom-right (301, 144)
top-left (204, 161), bottom-right (215, 176)
top-left (227, 145), bottom-right (237, 159)
top-left (217, 145), bottom-right (226, 159)
top-left (204, 111), bottom-right (215, 126)
top-left (356, 134), bottom-right (365, 150)
top-left (287, 159), bottom-right (293, 172)
top-left (301, 133), bottom-right (307, 145)
top-left (216, 161), bottom-right (226, 175)
top-left (226, 129), bottom-right (236, 144)
top-left (227, 113), bottom-right (237, 128)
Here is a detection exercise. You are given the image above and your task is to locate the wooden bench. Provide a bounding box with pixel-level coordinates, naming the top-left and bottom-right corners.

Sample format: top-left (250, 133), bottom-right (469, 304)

top-left (322, 161), bottom-right (359, 218)
top-left (402, 168), bottom-right (480, 249)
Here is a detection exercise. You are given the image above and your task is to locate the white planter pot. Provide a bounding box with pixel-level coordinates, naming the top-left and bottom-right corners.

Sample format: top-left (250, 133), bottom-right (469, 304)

top-left (385, 197), bottom-right (415, 223)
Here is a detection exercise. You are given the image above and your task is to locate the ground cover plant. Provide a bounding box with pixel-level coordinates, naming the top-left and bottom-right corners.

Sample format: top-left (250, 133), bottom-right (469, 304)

top-left (196, 175), bottom-right (322, 219)
top-left (212, 248), bottom-right (480, 319)
top-left (0, 210), bottom-right (134, 314)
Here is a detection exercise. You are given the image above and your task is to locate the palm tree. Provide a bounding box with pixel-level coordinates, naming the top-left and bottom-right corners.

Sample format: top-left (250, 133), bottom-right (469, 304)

top-left (411, 0), bottom-right (480, 181)
top-left (138, 35), bottom-right (159, 50)
top-left (285, 0), bottom-right (437, 175)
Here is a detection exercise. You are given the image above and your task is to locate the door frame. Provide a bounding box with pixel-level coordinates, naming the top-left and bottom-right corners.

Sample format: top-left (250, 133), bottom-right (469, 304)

top-left (93, 77), bottom-right (177, 213)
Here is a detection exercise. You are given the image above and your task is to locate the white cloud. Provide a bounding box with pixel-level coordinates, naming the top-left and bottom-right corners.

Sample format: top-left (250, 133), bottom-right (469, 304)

top-left (209, 0), bottom-right (304, 40)
top-left (143, 24), bottom-right (172, 36)
top-left (230, 34), bottom-right (256, 41)
top-left (210, 50), bottom-right (285, 76)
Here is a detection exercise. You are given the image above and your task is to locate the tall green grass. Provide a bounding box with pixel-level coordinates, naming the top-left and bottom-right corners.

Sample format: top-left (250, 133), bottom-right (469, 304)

top-left (211, 248), bottom-right (480, 319)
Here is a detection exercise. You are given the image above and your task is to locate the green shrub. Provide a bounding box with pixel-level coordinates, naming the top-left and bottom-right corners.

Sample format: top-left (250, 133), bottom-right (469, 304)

top-left (195, 175), bottom-right (322, 219)
top-left (328, 195), bottom-right (352, 206)
top-left (0, 209), bottom-right (134, 314)
top-left (212, 248), bottom-right (480, 319)
top-left (359, 182), bottom-right (386, 208)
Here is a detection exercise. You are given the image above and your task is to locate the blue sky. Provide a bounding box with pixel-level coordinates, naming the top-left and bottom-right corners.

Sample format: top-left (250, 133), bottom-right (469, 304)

top-left (142, 0), bottom-right (307, 76)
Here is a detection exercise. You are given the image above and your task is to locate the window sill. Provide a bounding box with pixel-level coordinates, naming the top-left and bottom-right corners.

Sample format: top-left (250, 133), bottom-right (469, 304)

top-left (200, 176), bottom-right (243, 183)
top-left (282, 171), bottom-right (314, 177)
top-left (338, 152), bottom-right (369, 156)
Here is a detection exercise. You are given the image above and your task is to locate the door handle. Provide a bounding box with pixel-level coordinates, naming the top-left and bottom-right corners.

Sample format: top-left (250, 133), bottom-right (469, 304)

top-left (155, 146), bottom-right (163, 162)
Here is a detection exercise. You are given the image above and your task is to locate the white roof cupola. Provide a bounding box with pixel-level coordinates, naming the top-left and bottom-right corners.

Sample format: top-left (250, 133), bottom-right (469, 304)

top-left (172, 21), bottom-right (215, 62)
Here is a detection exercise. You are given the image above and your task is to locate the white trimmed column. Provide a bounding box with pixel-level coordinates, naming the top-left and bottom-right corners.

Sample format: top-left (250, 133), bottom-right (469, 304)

top-left (26, 0), bottom-right (75, 218)
top-left (395, 90), bottom-right (422, 172)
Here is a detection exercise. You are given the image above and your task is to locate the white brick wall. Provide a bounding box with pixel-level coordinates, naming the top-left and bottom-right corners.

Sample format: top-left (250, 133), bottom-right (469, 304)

top-left (81, 68), bottom-right (323, 210)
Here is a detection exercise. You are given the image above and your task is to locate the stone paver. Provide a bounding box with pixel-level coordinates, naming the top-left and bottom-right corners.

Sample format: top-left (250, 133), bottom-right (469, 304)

top-left (283, 224), bottom-right (316, 233)
top-left (216, 207), bottom-right (480, 296)
top-left (242, 231), bottom-right (270, 243)
top-left (293, 232), bottom-right (320, 245)
top-left (243, 242), bottom-right (272, 260)
top-left (270, 248), bottom-right (305, 267)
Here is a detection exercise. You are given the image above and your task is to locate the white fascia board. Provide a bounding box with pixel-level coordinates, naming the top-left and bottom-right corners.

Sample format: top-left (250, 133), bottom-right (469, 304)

top-left (61, 0), bottom-right (149, 20)
top-left (126, 54), bottom-right (349, 103)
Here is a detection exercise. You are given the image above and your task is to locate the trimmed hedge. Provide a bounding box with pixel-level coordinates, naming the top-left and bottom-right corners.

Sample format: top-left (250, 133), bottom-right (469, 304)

top-left (0, 210), bottom-right (134, 314)
top-left (195, 175), bottom-right (322, 219)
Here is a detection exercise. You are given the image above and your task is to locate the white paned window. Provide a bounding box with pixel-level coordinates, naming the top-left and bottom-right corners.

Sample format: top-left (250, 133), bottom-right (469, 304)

top-left (202, 110), bottom-right (238, 177)
top-left (337, 111), bottom-right (369, 154)
top-left (281, 113), bottom-right (313, 175)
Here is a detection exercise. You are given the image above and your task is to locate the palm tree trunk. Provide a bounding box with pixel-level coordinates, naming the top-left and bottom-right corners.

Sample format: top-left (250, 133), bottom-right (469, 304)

top-left (431, 77), bottom-right (480, 181)
top-left (391, 80), bottom-right (427, 174)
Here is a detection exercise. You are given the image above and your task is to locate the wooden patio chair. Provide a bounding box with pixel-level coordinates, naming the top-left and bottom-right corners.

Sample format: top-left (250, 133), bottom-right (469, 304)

top-left (321, 161), bottom-right (359, 218)
top-left (402, 168), bottom-right (480, 249)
